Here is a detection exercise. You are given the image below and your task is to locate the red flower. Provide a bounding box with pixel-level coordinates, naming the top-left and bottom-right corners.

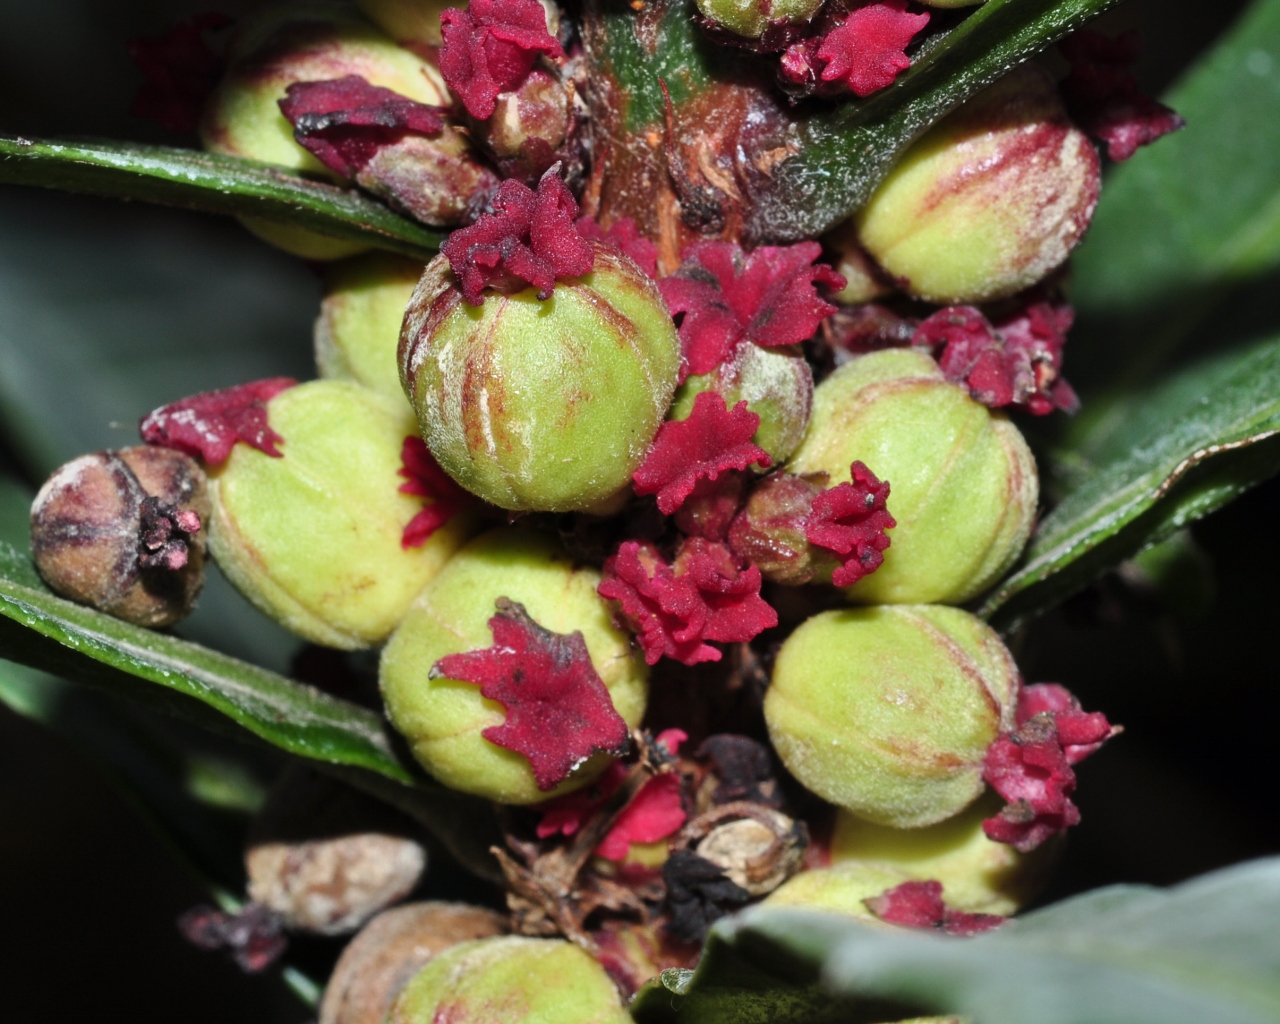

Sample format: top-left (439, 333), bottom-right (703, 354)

top-left (442, 169), bottom-right (594, 305)
top-left (779, 1), bottom-right (929, 100)
top-left (865, 880), bottom-right (1004, 937)
top-left (127, 13), bottom-right (231, 134)
top-left (632, 392), bottom-right (772, 516)
top-left (1060, 30), bottom-right (1185, 162)
top-left (277, 76), bottom-right (445, 179)
top-left (139, 378), bottom-right (296, 464)
top-left (982, 683), bottom-right (1116, 852)
top-left (575, 215), bottom-right (659, 279)
top-left (397, 436), bottom-right (474, 549)
top-left (430, 598), bottom-right (630, 792)
top-left (658, 241), bottom-right (844, 378)
top-left (438, 0), bottom-right (564, 120)
top-left (914, 301), bottom-right (1078, 416)
top-left (598, 539), bottom-right (777, 666)
top-left (804, 461), bottom-right (896, 587)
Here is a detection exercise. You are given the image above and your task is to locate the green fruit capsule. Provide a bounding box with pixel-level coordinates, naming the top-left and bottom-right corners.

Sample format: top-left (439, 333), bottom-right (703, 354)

top-left (400, 246), bottom-right (682, 513)
top-left (830, 792), bottom-right (1058, 916)
top-left (208, 380), bottom-right (471, 649)
top-left (788, 348), bottom-right (1037, 605)
top-left (694, 0), bottom-right (825, 40)
top-left (670, 343), bottom-right (813, 465)
top-left (856, 65), bottom-right (1100, 304)
top-left (765, 605), bottom-right (1018, 828)
top-left (315, 252), bottom-right (424, 407)
top-left (389, 936), bottom-right (632, 1024)
top-left (380, 529), bottom-right (648, 804)
top-left (764, 861), bottom-right (913, 921)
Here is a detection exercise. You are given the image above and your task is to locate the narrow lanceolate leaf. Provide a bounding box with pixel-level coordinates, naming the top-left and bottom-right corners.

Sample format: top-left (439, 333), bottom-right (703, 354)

top-left (0, 135), bottom-right (443, 261)
top-left (631, 858), bottom-right (1280, 1024)
top-left (981, 334), bottom-right (1280, 631)
top-left (758, 0), bottom-right (1125, 240)
top-left (1068, 0), bottom-right (1280, 390)
top-left (0, 538), bottom-right (414, 781)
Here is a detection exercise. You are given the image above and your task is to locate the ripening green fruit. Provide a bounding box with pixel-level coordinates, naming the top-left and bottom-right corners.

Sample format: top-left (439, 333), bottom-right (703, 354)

top-left (380, 529), bottom-right (648, 804)
top-left (389, 936), bottom-right (632, 1024)
top-left (671, 343), bottom-right (813, 465)
top-left (765, 605), bottom-right (1018, 828)
top-left (694, 0), bottom-right (825, 40)
top-left (789, 348), bottom-right (1037, 605)
top-left (400, 246), bottom-right (682, 513)
top-left (208, 380), bottom-right (471, 649)
top-left (315, 252), bottom-right (424, 407)
top-left (822, 221), bottom-right (895, 306)
top-left (856, 65), bottom-right (1100, 303)
top-left (764, 861), bottom-right (911, 920)
top-left (830, 792), bottom-right (1058, 915)
top-left (355, 0), bottom-right (456, 46)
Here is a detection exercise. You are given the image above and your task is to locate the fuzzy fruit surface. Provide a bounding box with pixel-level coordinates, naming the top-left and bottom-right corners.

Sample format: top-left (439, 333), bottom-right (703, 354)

top-left (856, 65), bottom-right (1100, 303)
top-left (316, 251), bottom-right (424, 407)
top-left (765, 604), bottom-right (1018, 828)
top-left (789, 348), bottom-right (1037, 604)
top-left (379, 529), bottom-right (647, 804)
top-left (671, 343), bottom-right (813, 464)
top-left (208, 380), bottom-right (471, 649)
top-left (695, 0), bottom-right (824, 39)
top-left (765, 861), bottom-right (912, 920)
top-left (356, 0), bottom-right (455, 47)
top-left (830, 791), bottom-right (1057, 915)
top-left (400, 246), bottom-right (681, 513)
top-left (390, 936), bottom-right (632, 1024)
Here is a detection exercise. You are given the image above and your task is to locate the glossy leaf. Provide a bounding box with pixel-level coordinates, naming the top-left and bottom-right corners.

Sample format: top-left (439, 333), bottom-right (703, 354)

top-left (1068, 0), bottom-right (1280, 390)
top-left (982, 334), bottom-right (1280, 629)
top-left (632, 858), bottom-right (1280, 1024)
top-left (0, 134), bottom-right (443, 261)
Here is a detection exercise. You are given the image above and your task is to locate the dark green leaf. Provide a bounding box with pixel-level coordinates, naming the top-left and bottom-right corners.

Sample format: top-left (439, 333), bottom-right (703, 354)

top-left (633, 858), bottom-right (1280, 1024)
top-left (1069, 0), bottom-right (1280, 390)
top-left (982, 334), bottom-right (1280, 630)
top-left (0, 134), bottom-right (442, 261)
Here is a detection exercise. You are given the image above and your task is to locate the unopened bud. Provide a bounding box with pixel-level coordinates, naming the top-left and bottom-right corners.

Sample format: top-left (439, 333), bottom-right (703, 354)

top-left (765, 604), bottom-right (1018, 828)
top-left (694, 0), bottom-right (825, 42)
top-left (30, 446), bottom-right (209, 627)
top-left (476, 68), bottom-right (580, 185)
top-left (856, 65), bottom-right (1100, 303)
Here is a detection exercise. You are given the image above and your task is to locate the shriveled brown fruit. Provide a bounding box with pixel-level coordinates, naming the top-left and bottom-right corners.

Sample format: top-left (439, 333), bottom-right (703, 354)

top-left (30, 445), bottom-right (209, 627)
top-left (319, 902), bottom-right (507, 1024)
top-left (245, 768), bottom-right (428, 936)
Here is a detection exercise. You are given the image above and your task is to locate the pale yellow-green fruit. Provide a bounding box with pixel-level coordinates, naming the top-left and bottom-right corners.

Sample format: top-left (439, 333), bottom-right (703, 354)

top-left (830, 792), bottom-right (1058, 915)
top-left (694, 0), bottom-right (824, 39)
top-left (316, 252), bottom-right (424, 406)
top-left (671, 343), bottom-right (812, 465)
top-left (208, 380), bottom-right (471, 649)
top-left (789, 348), bottom-right (1037, 605)
top-left (200, 1), bottom-right (451, 258)
top-left (380, 529), bottom-right (648, 804)
top-left (356, 0), bottom-right (456, 46)
top-left (856, 65), bottom-right (1100, 303)
top-left (390, 936), bottom-right (632, 1024)
top-left (399, 246), bottom-right (682, 513)
top-left (764, 862), bottom-right (912, 921)
top-left (765, 605), bottom-right (1018, 828)
top-left (822, 221), bottom-right (895, 306)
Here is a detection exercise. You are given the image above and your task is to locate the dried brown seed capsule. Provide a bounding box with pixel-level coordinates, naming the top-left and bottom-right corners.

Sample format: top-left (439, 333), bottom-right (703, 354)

top-left (680, 803), bottom-right (807, 897)
top-left (320, 902), bottom-right (507, 1024)
top-left (245, 768), bottom-right (428, 935)
top-left (30, 446), bottom-right (209, 627)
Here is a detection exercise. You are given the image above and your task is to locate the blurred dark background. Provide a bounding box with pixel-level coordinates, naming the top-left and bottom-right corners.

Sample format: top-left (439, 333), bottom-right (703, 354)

top-left (0, 0), bottom-right (1270, 1020)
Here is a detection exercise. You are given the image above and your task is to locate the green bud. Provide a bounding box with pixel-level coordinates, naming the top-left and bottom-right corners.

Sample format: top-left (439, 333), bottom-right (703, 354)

top-left (764, 861), bottom-right (912, 920)
top-left (389, 936), bottom-right (631, 1024)
top-left (208, 380), bottom-right (471, 649)
top-left (379, 528), bottom-right (648, 804)
top-left (671, 343), bottom-right (813, 465)
top-left (830, 792), bottom-right (1058, 916)
top-left (764, 604), bottom-right (1018, 828)
top-left (355, 0), bottom-right (455, 47)
top-left (822, 221), bottom-right (895, 306)
top-left (400, 247), bottom-right (682, 513)
top-left (856, 66), bottom-right (1100, 303)
top-left (789, 348), bottom-right (1037, 605)
top-left (316, 252), bottom-right (424, 406)
top-left (694, 0), bottom-right (825, 41)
